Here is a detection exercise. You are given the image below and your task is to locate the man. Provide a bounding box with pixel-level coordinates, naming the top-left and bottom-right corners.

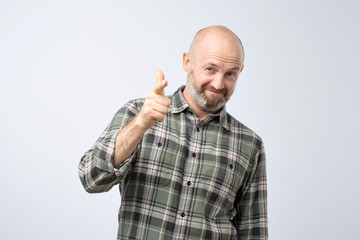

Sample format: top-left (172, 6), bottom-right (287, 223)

top-left (79, 25), bottom-right (268, 239)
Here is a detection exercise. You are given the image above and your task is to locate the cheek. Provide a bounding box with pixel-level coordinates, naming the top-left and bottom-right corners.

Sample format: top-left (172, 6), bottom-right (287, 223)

top-left (196, 74), bottom-right (213, 87)
top-left (226, 81), bottom-right (237, 94)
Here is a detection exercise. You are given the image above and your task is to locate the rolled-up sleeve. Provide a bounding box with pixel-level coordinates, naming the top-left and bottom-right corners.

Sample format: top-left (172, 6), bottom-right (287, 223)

top-left (78, 99), bottom-right (142, 193)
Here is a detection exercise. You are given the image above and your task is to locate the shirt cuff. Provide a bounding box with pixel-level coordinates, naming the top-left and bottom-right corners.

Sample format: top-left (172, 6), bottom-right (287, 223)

top-left (114, 151), bottom-right (135, 179)
top-left (93, 128), bottom-right (121, 174)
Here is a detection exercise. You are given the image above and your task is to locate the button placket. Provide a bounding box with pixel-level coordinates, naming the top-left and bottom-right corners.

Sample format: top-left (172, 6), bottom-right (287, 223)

top-left (176, 119), bottom-right (202, 226)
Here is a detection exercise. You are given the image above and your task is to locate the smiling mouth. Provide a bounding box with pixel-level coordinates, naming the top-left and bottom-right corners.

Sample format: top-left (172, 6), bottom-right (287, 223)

top-left (206, 88), bottom-right (226, 96)
top-left (207, 90), bottom-right (223, 96)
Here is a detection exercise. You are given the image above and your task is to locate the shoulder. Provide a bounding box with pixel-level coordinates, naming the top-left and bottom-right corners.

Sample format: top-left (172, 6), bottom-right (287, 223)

top-left (110, 98), bottom-right (145, 126)
top-left (123, 98), bottom-right (145, 109)
top-left (115, 98), bottom-right (145, 115)
top-left (226, 112), bottom-right (264, 149)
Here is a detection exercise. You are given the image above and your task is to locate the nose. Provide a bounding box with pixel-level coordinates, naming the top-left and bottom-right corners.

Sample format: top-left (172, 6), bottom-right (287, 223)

top-left (211, 73), bottom-right (225, 90)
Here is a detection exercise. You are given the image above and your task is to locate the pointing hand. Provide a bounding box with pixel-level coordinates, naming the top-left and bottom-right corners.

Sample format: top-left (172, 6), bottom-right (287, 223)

top-left (137, 70), bottom-right (172, 129)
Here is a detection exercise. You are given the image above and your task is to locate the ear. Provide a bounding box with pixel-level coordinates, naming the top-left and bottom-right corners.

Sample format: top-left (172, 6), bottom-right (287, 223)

top-left (182, 52), bottom-right (191, 73)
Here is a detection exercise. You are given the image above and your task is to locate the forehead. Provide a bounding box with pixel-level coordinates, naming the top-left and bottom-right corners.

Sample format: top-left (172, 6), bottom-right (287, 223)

top-left (192, 30), bottom-right (244, 68)
top-left (194, 47), bottom-right (243, 70)
top-left (201, 52), bottom-right (242, 68)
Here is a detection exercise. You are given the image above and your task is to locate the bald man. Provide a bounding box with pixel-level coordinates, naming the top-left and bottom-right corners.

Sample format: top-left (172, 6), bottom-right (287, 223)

top-left (79, 25), bottom-right (268, 240)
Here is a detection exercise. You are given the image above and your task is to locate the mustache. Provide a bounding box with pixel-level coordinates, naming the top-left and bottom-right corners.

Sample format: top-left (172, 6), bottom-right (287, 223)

top-left (202, 85), bottom-right (228, 95)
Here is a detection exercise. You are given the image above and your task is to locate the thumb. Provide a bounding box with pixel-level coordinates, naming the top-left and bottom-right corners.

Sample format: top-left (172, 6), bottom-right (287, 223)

top-left (154, 69), bottom-right (166, 95)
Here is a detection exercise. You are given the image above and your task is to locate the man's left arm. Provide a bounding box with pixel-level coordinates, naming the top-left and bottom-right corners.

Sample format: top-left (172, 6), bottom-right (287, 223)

top-left (234, 142), bottom-right (268, 239)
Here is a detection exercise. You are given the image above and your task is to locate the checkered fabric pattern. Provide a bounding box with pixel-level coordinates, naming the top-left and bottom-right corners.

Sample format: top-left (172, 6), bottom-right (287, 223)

top-left (79, 87), bottom-right (268, 239)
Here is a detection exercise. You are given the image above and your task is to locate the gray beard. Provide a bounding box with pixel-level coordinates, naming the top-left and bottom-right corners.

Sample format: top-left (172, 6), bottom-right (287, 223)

top-left (187, 72), bottom-right (229, 113)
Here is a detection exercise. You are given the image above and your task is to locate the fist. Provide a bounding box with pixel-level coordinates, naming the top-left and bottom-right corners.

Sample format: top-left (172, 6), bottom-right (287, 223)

top-left (138, 70), bottom-right (172, 129)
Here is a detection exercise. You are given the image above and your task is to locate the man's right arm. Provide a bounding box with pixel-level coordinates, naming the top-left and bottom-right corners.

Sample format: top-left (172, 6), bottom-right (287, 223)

top-left (78, 70), bottom-right (171, 193)
top-left (113, 69), bottom-right (171, 167)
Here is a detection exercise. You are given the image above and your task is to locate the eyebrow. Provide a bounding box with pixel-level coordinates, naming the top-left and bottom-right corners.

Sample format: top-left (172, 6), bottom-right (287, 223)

top-left (230, 67), bottom-right (241, 72)
top-left (203, 62), bottom-right (218, 68)
top-left (203, 62), bottom-right (240, 72)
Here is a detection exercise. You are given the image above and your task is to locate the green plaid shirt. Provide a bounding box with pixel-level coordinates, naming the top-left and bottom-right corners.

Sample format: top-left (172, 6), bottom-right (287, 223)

top-left (79, 87), bottom-right (268, 240)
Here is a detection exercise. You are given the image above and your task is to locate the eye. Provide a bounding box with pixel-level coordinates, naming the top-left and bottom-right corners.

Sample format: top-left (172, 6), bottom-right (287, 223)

top-left (226, 72), bottom-right (236, 78)
top-left (204, 67), bottom-right (216, 75)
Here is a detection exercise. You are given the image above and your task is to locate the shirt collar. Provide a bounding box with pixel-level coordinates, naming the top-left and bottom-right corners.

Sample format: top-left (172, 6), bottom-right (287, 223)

top-left (170, 86), bottom-right (230, 130)
top-left (169, 86), bottom-right (189, 114)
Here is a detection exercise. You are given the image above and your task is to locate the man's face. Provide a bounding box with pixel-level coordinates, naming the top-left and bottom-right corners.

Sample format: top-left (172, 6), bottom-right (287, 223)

top-left (185, 33), bottom-right (243, 113)
top-left (186, 67), bottom-right (232, 113)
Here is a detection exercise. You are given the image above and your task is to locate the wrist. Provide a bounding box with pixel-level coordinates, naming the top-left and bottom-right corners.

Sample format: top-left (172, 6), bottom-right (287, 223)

top-left (133, 113), bottom-right (155, 131)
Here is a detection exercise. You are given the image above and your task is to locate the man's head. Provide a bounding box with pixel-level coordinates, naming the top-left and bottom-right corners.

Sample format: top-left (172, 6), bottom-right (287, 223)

top-left (182, 25), bottom-right (244, 115)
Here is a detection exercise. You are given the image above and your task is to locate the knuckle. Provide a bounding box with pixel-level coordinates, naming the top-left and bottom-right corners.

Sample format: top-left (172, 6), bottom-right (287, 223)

top-left (157, 115), bottom-right (165, 122)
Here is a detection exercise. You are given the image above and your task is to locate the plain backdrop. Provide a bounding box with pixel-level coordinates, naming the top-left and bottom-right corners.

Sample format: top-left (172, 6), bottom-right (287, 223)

top-left (1, 0), bottom-right (359, 239)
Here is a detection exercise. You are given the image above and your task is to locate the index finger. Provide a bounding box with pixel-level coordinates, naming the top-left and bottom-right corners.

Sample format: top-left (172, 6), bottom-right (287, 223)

top-left (153, 69), bottom-right (166, 95)
top-left (155, 69), bottom-right (165, 85)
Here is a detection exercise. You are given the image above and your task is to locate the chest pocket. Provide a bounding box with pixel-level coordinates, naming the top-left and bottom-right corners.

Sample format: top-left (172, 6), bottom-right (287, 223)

top-left (130, 131), bottom-right (183, 187)
top-left (201, 152), bottom-right (250, 205)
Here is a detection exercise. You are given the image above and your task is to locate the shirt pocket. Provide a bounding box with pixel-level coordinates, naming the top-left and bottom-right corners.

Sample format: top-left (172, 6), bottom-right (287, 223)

top-left (130, 133), bottom-right (181, 187)
top-left (201, 153), bottom-right (249, 207)
top-left (153, 138), bottom-right (183, 186)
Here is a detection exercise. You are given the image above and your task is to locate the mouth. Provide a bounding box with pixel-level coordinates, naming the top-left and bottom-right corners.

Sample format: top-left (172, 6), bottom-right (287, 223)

top-left (206, 90), bottom-right (224, 98)
top-left (205, 87), bottom-right (227, 97)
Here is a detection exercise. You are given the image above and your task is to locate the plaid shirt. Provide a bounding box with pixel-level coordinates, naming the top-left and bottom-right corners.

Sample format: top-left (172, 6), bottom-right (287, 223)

top-left (79, 87), bottom-right (268, 240)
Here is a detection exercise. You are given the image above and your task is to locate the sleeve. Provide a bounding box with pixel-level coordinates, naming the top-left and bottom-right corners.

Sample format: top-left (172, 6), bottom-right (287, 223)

top-left (78, 99), bottom-right (142, 193)
top-left (234, 141), bottom-right (268, 239)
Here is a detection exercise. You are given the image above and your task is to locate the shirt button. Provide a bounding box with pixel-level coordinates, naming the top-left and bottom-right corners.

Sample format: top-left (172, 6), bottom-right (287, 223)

top-left (181, 212), bottom-right (185, 217)
top-left (197, 128), bottom-right (200, 132)
top-left (230, 164), bottom-right (233, 169)
top-left (192, 153), bottom-right (196, 158)
top-left (187, 181), bottom-right (191, 186)
top-left (157, 142), bottom-right (162, 147)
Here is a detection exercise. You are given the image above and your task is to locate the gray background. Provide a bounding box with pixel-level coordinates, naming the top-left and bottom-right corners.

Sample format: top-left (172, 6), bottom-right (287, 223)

top-left (1, 0), bottom-right (359, 239)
